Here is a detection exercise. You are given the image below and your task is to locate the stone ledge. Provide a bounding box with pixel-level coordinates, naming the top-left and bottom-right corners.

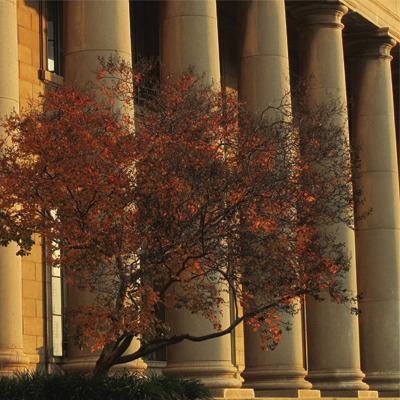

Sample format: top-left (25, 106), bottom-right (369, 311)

top-left (320, 391), bottom-right (379, 398)
top-left (214, 397), bottom-right (398, 400)
top-left (210, 388), bottom-right (255, 399)
top-left (255, 390), bottom-right (321, 398)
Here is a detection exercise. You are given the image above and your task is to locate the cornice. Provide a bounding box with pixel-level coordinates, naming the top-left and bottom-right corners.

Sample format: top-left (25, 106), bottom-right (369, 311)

top-left (337, 0), bottom-right (400, 41)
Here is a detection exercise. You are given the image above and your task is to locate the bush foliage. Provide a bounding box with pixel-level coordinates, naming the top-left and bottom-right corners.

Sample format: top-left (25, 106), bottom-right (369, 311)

top-left (0, 370), bottom-right (211, 400)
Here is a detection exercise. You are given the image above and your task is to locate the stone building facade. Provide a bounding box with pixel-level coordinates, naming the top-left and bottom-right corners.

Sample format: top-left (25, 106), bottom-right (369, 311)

top-left (0, 0), bottom-right (399, 399)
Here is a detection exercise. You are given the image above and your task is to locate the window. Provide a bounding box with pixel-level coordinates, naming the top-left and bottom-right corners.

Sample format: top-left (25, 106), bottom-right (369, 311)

top-left (40, 0), bottom-right (63, 82)
top-left (51, 262), bottom-right (64, 357)
top-left (49, 210), bottom-right (67, 358)
top-left (46, 1), bottom-right (63, 75)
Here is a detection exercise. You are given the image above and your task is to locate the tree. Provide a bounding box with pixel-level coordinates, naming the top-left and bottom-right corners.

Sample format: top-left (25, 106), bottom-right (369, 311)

top-left (0, 58), bottom-right (364, 375)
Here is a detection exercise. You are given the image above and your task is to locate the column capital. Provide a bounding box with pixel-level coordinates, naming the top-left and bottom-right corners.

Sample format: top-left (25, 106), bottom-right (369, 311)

top-left (345, 29), bottom-right (397, 62)
top-left (291, 3), bottom-right (348, 32)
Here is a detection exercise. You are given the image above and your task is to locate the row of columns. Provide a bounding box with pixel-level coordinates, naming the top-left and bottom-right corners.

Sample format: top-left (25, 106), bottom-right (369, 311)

top-left (0, 0), bottom-right (398, 397)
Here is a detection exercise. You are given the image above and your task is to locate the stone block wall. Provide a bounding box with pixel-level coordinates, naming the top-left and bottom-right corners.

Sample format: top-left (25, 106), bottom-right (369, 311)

top-left (17, 0), bottom-right (44, 111)
top-left (21, 233), bottom-right (47, 368)
top-left (17, 0), bottom-right (47, 370)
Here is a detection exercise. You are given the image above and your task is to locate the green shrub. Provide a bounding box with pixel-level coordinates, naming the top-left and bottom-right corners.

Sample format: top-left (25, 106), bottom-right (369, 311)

top-left (0, 370), bottom-right (212, 400)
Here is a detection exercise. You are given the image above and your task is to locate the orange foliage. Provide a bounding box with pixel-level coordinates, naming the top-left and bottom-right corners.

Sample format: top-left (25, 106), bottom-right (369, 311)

top-left (0, 57), bottom-right (364, 374)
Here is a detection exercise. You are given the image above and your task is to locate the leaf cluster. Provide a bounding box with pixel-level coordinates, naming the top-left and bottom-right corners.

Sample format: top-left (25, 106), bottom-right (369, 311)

top-left (0, 56), bottom-right (365, 374)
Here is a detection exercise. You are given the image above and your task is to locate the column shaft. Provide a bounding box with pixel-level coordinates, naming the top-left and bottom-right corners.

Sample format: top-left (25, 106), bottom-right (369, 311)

top-left (64, 0), bottom-right (132, 86)
top-left (348, 33), bottom-right (400, 397)
top-left (238, 1), bottom-right (312, 395)
top-left (292, 4), bottom-right (368, 395)
top-left (160, 0), bottom-right (220, 84)
top-left (64, 286), bottom-right (146, 374)
top-left (238, 0), bottom-right (290, 111)
top-left (160, 2), bottom-right (250, 397)
top-left (0, 0), bottom-right (30, 375)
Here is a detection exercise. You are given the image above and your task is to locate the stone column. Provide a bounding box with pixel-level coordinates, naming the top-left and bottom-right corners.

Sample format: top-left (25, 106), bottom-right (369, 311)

top-left (160, 0), bottom-right (220, 85)
top-left (64, 286), bottom-right (146, 374)
top-left (0, 0), bottom-right (30, 375)
top-left (238, 2), bottom-right (313, 396)
top-left (292, 4), bottom-right (369, 396)
top-left (64, 0), bottom-right (132, 87)
top-left (62, 0), bottom-right (145, 374)
top-left (347, 30), bottom-right (400, 397)
top-left (160, 2), bottom-right (252, 397)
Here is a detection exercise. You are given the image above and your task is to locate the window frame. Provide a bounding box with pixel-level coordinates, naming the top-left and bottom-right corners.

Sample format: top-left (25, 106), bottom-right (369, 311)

top-left (39, 0), bottom-right (64, 85)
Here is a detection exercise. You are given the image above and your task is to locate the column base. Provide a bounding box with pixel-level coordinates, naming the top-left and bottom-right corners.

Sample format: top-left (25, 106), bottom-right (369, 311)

top-left (211, 388), bottom-right (255, 398)
top-left (143, 360), bottom-right (166, 376)
top-left (111, 358), bottom-right (147, 374)
top-left (242, 367), bottom-right (313, 391)
top-left (307, 369), bottom-right (369, 392)
top-left (377, 393), bottom-right (400, 398)
top-left (0, 350), bottom-right (30, 376)
top-left (163, 361), bottom-right (242, 389)
top-left (320, 390), bottom-right (378, 398)
top-left (364, 372), bottom-right (400, 396)
top-left (62, 354), bottom-right (98, 374)
top-left (63, 354), bottom-right (147, 375)
top-left (255, 390), bottom-right (321, 398)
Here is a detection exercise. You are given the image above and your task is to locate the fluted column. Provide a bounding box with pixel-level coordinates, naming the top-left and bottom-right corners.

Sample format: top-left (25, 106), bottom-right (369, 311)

top-left (347, 30), bottom-right (400, 397)
top-left (62, 0), bottom-right (145, 374)
top-left (292, 4), bottom-right (369, 395)
top-left (0, 0), bottom-right (30, 375)
top-left (160, 2), bottom-right (252, 397)
top-left (238, 2), bottom-right (312, 396)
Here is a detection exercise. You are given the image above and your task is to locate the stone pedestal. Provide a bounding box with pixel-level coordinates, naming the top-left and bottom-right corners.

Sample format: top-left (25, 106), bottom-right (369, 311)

top-left (292, 3), bottom-right (368, 394)
top-left (0, 0), bottom-right (30, 375)
top-left (238, 1), bottom-right (311, 395)
top-left (253, 389), bottom-right (321, 398)
top-left (347, 30), bottom-right (400, 397)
